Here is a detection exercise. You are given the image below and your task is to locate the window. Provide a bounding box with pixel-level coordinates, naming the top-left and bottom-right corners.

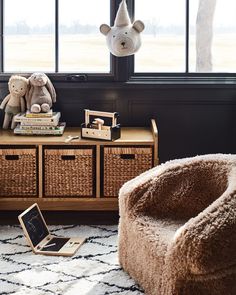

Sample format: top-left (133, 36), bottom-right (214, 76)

top-left (4, 0), bottom-right (55, 72)
top-left (59, 0), bottom-right (110, 72)
top-left (135, 0), bottom-right (186, 73)
top-left (134, 0), bottom-right (236, 75)
top-left (0, 0), bottom-right (236, 80)
top-left (1, 0), bottom-right (110, 75)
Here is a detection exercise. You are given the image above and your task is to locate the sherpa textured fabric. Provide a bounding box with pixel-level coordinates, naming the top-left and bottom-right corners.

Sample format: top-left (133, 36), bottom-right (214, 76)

top-left (118, 154), bottom-right (236, 295)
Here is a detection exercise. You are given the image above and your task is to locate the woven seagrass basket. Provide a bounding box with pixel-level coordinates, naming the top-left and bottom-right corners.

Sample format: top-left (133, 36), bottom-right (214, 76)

top-left (44, 148), bottom-right (94, 197)
top-left (0, 148), bottom-right (37, 197)
top-left (103, 146), bottom-right (153, 197)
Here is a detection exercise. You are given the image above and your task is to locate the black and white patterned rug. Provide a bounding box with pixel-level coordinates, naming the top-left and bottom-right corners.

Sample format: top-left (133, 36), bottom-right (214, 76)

top-left (0, 225), bottom-right (143, 295)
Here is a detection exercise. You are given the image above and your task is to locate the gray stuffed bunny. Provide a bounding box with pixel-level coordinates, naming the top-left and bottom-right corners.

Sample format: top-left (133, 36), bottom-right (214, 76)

top-left (26, 73), bottom-right (56, 113)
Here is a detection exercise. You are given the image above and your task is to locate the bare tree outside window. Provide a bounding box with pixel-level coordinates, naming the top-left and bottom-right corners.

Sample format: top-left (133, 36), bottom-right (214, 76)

top-left (196, 0), bottom-right (217, 72)
top-left (190, 0), bottom-right (236, 73)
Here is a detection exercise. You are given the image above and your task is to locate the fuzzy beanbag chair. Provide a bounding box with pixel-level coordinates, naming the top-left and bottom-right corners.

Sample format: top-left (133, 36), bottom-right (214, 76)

top-left (118, 154), bottom-right (236, 295)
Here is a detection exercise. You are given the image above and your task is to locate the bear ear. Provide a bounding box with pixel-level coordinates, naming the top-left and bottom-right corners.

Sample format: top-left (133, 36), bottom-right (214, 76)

top-left (133, 20), bottom-right (145, 33)
top-left (100, 24), bottom-right (111, 36)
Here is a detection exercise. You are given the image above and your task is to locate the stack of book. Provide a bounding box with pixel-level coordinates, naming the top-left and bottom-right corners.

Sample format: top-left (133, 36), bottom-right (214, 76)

top-left (14, 110), bottom-right (66, 135)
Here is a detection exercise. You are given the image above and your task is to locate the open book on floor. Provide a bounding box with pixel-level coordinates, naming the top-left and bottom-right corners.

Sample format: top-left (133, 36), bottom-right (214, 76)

top-left (18, 203), bottom-right (86, 256)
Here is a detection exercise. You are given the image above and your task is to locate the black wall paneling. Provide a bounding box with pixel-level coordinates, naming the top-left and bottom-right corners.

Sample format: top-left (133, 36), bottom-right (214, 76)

top-left (0, 82), bottom-right (236, 163)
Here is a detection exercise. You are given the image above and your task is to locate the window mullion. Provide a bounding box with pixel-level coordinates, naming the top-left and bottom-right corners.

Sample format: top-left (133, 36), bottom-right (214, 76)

top-left (129, 0), bottom-right (135, 77)
top-left (55, 0), bottom-right (59, 73)
top-left (0, 0), bottom-right (4, 72)
top-left (113, 0), bottom-right (134, 81)
top-left (186, 0), bottom-right (189, 73)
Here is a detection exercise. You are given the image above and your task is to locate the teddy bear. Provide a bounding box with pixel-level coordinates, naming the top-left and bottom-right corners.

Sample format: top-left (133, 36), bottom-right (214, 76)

top-left (0, 75), bottom-right (28, 129)
top-left (100, 0), bottom-right (144, 57)
top-left (26, 72), bottom-right (56, 113)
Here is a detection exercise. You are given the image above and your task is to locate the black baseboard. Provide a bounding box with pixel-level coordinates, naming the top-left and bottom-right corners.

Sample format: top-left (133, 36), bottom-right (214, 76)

top-left (0, 211), bottom-right (119, 225)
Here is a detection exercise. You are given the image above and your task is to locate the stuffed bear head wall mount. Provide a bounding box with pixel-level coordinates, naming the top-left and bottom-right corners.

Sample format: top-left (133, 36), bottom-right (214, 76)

top-left (100, 0), bottom-right (145, 57)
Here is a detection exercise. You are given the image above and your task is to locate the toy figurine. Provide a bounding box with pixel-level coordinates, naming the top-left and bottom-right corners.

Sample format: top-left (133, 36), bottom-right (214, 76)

top-left (0, 75), bottom-right (28, 129)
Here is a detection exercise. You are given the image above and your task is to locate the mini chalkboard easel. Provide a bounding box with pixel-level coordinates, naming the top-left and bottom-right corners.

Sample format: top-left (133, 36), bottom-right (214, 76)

top-left (18, 203), bottom-right (85, 256)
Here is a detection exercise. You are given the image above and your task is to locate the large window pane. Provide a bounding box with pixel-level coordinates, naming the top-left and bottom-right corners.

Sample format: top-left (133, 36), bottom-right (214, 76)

top-left (59, 0), bottom-right (110, 73)
top-left (4, 0), bottom-right (55, 72)
top-left (135, 0), bottom-right (185, 73)
top-left (190, 0), bottom-right (236, 72)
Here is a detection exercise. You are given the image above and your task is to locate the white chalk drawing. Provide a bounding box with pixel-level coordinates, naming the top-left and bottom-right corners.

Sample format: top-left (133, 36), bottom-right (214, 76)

top-left (27, 212), bottom-right (45, 239)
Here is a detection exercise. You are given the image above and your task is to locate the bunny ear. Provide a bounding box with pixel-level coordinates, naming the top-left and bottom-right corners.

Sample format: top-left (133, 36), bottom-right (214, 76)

top-left (25, 82), bottom-right (33, 110)
top-left (114, 0), bottom-right (131, 27)
top-left (46, 77), bottom-right (56, 103)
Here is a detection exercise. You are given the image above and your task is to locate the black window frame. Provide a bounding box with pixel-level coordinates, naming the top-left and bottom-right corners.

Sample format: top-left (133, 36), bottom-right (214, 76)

top-left (0, 0), bottom-right (236, 85)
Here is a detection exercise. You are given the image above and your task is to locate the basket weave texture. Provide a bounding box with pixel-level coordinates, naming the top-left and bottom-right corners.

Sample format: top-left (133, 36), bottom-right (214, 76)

top-left (103, 147), bottom-right (153, 197)
top-left (0, 148), bottom-right (37, 197)
top-left (44, 148), bottom-right (94, 197)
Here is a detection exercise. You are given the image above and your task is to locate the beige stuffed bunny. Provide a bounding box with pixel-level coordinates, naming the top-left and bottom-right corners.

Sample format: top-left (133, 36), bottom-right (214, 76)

top-left (26, 73), bottom-right (56, 113)
top-left (0, 75), bottom-right (28, 129)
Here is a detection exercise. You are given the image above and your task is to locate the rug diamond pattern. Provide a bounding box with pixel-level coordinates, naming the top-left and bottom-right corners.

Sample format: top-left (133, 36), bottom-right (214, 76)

top-left (0, 225), bottom-right (144, 295)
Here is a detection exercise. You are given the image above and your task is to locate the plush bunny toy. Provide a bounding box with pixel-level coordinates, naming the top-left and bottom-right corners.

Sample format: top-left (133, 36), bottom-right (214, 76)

top-left (100, 0), bottom-right (144, 57)
top-left (0, 75), bottom-right (28, 129)
top-left (26, 73), bottom-right (56, 113)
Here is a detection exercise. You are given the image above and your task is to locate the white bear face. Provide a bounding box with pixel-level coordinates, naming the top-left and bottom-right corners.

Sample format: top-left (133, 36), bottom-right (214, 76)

top-left (100, 20), bottom-right (145, 57)
top-left (100, 0), bottom-right (144, 57)
top-left (106, 25), bottom-right (141, 57)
